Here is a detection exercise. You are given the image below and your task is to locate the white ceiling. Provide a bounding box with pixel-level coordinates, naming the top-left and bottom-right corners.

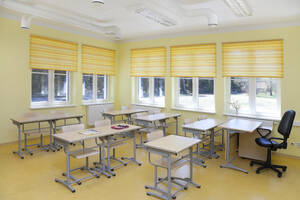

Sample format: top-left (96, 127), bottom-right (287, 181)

top-left (1, 0), bottom-right (300, 41)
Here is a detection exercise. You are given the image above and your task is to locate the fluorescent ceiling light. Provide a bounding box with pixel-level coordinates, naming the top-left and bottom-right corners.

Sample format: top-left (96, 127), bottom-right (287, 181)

top-left (92, 0), bottom-right (104, 4)
top-left (223, 0), bottom-right (252, 17)
top-left (135, 7), bottom-right (177, 27)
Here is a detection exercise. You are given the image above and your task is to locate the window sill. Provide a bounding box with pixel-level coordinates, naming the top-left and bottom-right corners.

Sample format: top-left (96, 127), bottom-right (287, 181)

top-left (223, 112), bottom-right (281, 121)
top-left (30, 104), bottom-right (77, 110)
top-left (171, 107), bottom-right (216, 114)
top-left (82, 102), bottom-right (114, 106)
top-left (132, 103), bottom-right (165, 109)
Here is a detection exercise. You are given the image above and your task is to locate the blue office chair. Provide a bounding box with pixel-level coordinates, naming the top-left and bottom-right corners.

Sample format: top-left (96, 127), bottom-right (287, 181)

top-left (250, 110), bottom-right (296, 177)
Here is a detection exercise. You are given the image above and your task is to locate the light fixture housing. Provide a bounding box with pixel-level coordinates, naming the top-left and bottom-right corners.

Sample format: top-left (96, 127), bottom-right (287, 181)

top-left (21, 15), bottom-right (33, 29)
top-left (223, 0), bottom-right (252, 17)
top-left (135, 7), bottom-right (177, 27)
top-left (92, 0), bottom-right (104, 4)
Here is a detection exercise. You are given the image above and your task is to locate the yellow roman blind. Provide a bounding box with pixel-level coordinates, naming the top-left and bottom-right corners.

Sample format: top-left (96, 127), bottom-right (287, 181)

top-left (222, 40), bottom-right (283, 77)
top-left (130, 47), bottom-right (167, 77)
top-left (170, 44), bottom-right (216, 77)
top-left (81, 45), bottom-right (115, 75)
top-left (30, 35), bottom-right (78, 71)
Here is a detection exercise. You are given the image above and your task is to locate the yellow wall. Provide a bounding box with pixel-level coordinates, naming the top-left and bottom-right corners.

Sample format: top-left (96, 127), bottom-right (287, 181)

top-left (0, 17), bottom-right (118, 143)
top-left (116, 26), bottom-right (300, 157)
top-left (1, 16), bottom-right (300, 157)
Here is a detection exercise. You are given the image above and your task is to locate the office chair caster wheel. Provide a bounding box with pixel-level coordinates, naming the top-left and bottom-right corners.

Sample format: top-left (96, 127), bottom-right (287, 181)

top-left (138, 163), bottom-right (142, 166)
top-left (121, 157), bottom-right (124, 160)
top-left (256, 170), bottom-right (260, 174)
top-left (71, 190), bottom-right (75, 193)
top-left (158, 178), bottom-right (162, 181)
top-left (107, 176), bottom-right (111, 179)
top-left (124, 163), bottom-right (127, 166)
top-left (47, 150), bottom-right (49, 152)
top-left (22, 148), bottom-right (25, 151)
top-left (184, 187), bottom-right (188, 190)
top-left (52, 150), bottom-right (56, 152)
top-left (55, 179), bottom-right (58, 182)
top-left (196, 185), bottom-right (201, 189)
top-left (277, 173), bottom-right (282, 178)
top-left (21, 156), bottom-right (24, 159)
top-left (203, 165), bottom-right (206, 168)
top-left (30, 153), bottom-right (33, 156)
top-left (112, 174), bottom-right (116, 177)
top-left (111, 169), bottom-right (114, 171)
top-left (172, 195), bottom-right (176, 199)
top-left (145, 186), bottom-right (149, 189)
top-left (77, 182), bottom-right (81, 185)
top-left (250, 162), bottom-right (254, 167)
top-left (96, 175), bottom-right (100, 178)
top-left (282, 166), bottom-right (287, 172)
top-left (146, 193), bottom-right (150, 196)
top-left (62, 173), bottom-right (65, 176)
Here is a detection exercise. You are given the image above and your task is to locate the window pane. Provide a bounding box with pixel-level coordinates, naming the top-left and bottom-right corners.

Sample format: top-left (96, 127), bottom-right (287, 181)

top-left (31, 69), bottom-right (49, 102)
top-left (256, 78), bottom-right (278, 115)
top-left (230, 77), bottom-right (250, 113)
top-left (97, 75), bottom-right (106, 100)
top-left (198, 78), bottom-right (214, 111)
top-left (82, 74), bottom-right (93, 101)
top-left (178, 78), bottom-right (193, 108)
top-left (154, 78), bottom-right (165, 105)
top-left (54, 70), bottom-right (68, 102)
top-left (138, 77), bottom-right (151, 104)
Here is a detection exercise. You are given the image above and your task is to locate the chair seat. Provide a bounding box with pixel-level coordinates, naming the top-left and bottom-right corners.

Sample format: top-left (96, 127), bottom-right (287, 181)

top-left (255, 138), bottom-right (278, 147)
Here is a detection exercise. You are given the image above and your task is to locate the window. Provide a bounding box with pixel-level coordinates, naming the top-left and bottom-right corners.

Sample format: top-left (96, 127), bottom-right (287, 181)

top-left (137, 77), bottom-right (165, 106)
top-left (82, 74), bottom-right (108, 103)
top-left (227, 77), bottom-right (280, 117)
top-left (31, 69), bottom-right (70, 107)
top-left (176, 77), bottom-right (215, 112)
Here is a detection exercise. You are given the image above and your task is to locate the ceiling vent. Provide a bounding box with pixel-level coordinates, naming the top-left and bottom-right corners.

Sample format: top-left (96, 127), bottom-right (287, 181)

top-left (223, 0), bottom-right (252, 17)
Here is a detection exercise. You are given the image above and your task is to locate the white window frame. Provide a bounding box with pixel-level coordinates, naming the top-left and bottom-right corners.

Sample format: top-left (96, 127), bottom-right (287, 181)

top-left (82, 74), bottom-right (109, 104)
top-left (136, 77), bottom-right (165, 107)
top-left (30, 69), bottom-right (71, 108)
top-left (175, 77), bottom-right (215, 112)
top-left (226, 77), bottom-right (281, 118)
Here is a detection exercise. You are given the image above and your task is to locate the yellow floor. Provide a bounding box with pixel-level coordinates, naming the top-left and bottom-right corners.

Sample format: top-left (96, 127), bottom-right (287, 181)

top-left (0, 138), bottom-right (299, 200)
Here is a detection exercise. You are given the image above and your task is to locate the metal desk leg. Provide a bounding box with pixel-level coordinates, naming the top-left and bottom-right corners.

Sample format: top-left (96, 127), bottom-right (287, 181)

top-left (121, 131), bottom-right (142, 166)
top-left (160, 120), bottom-right (167, 136)
top-left (209, 129), bottom-right (219, 159)
top-left (94, 141), bottom-right (111, 178)
top-left (220, 130), bottom-right (248, 174)
top-left (175, 117), bottom-right (178, 135)
top-left (55, 144), bottom-right (76, 193)
top-left (105, 138), bottom-right (116, 176)
top-left (13, 124), bottom-right (24, 159)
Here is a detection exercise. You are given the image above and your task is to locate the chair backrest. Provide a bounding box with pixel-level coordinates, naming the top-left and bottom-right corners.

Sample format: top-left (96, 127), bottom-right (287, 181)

top-left (278, 110), bottom-right (296, 140)
top-left (149, 108), bottom-right (161, 114)
top-left (94, 119), bottom-right (111, 128)
top-left (147, 129), bottom-right (164, 141)
top-left (61, 124), bottom-right (85, 133)
top-left (183, 118), bottom-right (193, 125)
top-left (198, 115), bottom-right (208, 120)
top-left (50, 110), bottom-right (66, 115)
top-left (21, 112), bottom-right (41, 118)
top-left (121, 106), bottom-right (129, 110)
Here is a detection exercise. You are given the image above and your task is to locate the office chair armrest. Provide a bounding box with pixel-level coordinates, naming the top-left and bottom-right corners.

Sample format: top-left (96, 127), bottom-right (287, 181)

top-left (257, 128), bottom-right (272, 138)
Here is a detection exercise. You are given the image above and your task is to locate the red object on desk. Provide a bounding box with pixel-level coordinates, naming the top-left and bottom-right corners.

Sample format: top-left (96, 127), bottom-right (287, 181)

top-left (111, 125), bottom-right (129, 130)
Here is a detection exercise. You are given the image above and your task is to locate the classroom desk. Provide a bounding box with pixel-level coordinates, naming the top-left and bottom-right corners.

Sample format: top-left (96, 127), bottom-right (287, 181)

top-left (102, 109), bottom-right (146, 124)
top-left (219, 118), bottom-right (262, 174)
top-left (10, 113), bottom-right (83, 159)
top-left (182, 118), bottom-right (225, 166)
top-left (133, 113), bottom-right (181, 136)
top-left (54, 124), bottom-right (141, 192)
top-left (144, 135), bottom-right (201, 200)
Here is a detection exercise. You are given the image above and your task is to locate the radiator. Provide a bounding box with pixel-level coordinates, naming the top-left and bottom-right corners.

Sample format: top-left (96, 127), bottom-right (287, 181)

top-left (87, 103), bottom-right (114, 126)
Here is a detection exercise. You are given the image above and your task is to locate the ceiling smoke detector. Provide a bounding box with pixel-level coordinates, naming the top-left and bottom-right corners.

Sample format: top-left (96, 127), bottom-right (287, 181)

top-left (92, 0), bottom-right (104, 4)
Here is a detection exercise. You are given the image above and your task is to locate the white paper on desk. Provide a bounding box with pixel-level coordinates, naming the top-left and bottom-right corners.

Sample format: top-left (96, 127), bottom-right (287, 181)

top-left (79, 129), bottom-right (99, 135)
